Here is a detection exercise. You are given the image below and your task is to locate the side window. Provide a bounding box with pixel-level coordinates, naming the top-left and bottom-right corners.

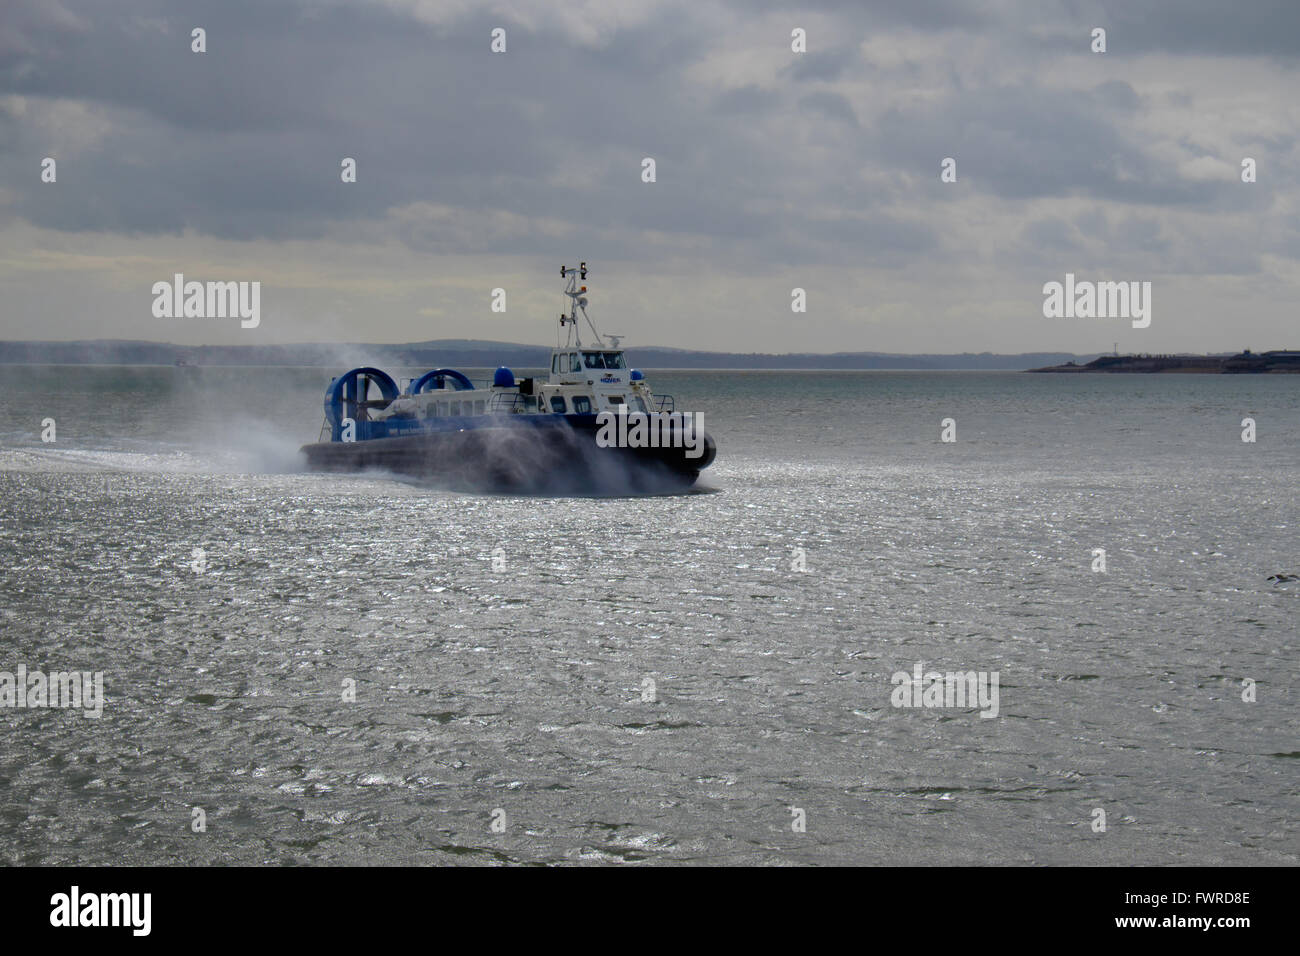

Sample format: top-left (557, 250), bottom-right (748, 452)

top-left (550, 395), bottom-right (567, 413)
top-left (551, 355), bottom-right (558, 374)
top-left (572, 396), bottom-right (592, 414)
top-left (449, 401), bottom-right (461, 416)
top-left (570, 354), bottom-right (582, 373)
top-left (474, 400), bottom-right (485, 414)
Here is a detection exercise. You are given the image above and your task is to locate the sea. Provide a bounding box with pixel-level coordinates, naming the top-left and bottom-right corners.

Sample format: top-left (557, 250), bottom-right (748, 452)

top-left (0, 365), bottom-right (1295, 865)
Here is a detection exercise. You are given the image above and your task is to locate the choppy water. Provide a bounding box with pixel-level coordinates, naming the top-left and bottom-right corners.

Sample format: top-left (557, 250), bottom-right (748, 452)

top-left (1, 365), bottom-right (1295, 865)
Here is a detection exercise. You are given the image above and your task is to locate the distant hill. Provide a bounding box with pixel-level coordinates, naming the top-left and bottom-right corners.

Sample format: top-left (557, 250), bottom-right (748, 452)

top-left (0, 338), bottom-right (1100, 370)
top-left (1029, 350), bottom-right (1300, 373)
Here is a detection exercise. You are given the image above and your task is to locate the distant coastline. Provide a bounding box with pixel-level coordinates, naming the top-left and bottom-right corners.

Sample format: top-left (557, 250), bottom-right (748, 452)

top-left (1028, 350), bottom-right (1300, 373)
top-left (0, 339), bottom-right (1099, 371)
top-left (3, 340), bottom-right (1296, 372)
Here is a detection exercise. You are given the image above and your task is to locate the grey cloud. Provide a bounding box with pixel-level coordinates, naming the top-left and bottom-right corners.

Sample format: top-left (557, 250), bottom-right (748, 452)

top-left (873, 83), bottom-right (1245, 208)
top-left (1019, 217), bottom-right (1083, 254)
top-left (798, 91), bottom-right (859, 126)
top-left (783, 46), bottom-right (860, 82)
top-left (2, 0), bottom-right (1299, 351)
top-left (1096, 0), bottom-right (1300, 58)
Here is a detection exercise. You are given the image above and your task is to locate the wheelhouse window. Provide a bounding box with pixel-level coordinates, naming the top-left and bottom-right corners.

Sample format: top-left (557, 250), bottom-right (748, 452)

top-left (603, 352), bottom-right (626, 369)
top-left (583, 351), bottom-right (606, 369)
top-left (569, 353), bottom-right (582, 373)
top-left (572, 396), bottom-right (592, 414)
top-left (550, 395), bottom-right (567, 413)
top-left (449, 400), bottom-right (462, 416)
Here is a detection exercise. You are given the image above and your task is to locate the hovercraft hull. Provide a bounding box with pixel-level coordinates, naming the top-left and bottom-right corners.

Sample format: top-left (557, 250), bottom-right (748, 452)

top-left (300, 417), bottom-right (715, 494)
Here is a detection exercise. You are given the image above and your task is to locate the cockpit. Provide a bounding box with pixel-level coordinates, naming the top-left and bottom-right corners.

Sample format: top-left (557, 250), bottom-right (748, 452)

top-left (581, 351), bottom-right (626, 369)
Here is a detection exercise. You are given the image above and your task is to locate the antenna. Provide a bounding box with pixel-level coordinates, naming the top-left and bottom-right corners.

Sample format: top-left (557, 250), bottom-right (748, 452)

top-left (559, 262), bottom-right (602, 348)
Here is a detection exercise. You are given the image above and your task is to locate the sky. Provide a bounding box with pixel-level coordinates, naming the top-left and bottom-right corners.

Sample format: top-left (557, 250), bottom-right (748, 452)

top-left (1, 0), bottom-right (1298, 354)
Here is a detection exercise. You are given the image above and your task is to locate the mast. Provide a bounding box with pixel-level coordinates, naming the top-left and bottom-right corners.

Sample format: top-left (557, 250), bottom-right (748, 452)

top-left (558, 262), bottom-right (617, 349)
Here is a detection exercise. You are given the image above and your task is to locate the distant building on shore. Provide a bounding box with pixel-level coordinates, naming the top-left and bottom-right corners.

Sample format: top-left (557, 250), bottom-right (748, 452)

top-left (1028, 350), bottom-right (1300, 373)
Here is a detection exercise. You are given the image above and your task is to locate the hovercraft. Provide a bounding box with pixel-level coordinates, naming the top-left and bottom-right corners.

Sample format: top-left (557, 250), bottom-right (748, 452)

top-left (299, 263), bottom-right (716, 493)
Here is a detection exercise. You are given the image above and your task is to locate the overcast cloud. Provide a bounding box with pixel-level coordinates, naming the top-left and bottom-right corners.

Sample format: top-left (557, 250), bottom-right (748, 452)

top-left (1, 0), bottom-right (1298, 353)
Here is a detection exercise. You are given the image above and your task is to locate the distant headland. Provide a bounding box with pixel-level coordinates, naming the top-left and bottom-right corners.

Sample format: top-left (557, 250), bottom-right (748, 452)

top-left (1028, 350), bottom-right (1300, 373)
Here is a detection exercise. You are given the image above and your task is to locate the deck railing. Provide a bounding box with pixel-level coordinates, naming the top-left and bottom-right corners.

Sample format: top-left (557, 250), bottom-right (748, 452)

top-left (487, 393), bottom-right (529, 413)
